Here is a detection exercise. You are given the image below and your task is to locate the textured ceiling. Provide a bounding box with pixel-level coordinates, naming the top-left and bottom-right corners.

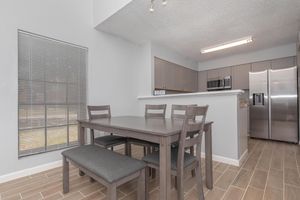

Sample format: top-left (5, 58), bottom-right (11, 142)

top-left (98, 0), bottom-right (300, 62)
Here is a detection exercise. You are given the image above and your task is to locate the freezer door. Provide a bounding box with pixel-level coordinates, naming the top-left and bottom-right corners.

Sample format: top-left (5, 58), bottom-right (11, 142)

top-left (269, 66), bottom-right (298, 143)
top-left (249, 70), bottom-right (269, 139)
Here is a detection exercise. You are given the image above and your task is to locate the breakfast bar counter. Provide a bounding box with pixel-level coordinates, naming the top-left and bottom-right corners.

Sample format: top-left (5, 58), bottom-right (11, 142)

top-left (137, 90), bottom-right (248, 166)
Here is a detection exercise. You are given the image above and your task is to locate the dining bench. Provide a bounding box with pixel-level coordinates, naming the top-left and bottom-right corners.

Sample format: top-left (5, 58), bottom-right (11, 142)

top-left (62, 145), bottom-right (146, 200)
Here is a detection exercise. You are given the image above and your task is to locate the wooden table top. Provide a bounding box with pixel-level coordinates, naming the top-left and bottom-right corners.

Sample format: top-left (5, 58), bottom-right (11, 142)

top-left (78, 116), bottom-right (213, 137)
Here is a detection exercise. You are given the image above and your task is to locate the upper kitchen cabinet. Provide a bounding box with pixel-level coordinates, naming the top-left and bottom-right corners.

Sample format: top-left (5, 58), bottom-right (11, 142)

top-left (185, 68), bottom-right (198, 92)
top-left (207, 67), bottom-right (232, 80)
top-left (232, 64), bottom-right (251, 90)
top-left (271, 57), bottom-right (296, 69)
top-left (219, 67), bottom-right (232, 78)
top-left (251, 61), bottom-right (271, 72)
top-left (207, 69), bottom-right (219, 80)
top-left (154, 57), bottom-right (198, 92)
top-left (154, 57), bottom-right (165, 89)
top-left (198, 71), bottom-right (207, 92)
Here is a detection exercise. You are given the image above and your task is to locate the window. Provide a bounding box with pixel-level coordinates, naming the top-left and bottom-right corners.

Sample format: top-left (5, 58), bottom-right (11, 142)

top-left (18, 30), bottom-right (87, 157)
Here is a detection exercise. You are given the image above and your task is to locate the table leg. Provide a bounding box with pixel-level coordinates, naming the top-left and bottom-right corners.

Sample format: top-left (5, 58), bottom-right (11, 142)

top-left (78, 123), bottom-right (85, 146)
top-left (78, 123), bottom-right (85, 176)
top-left (205, 124), bottom-right (213, 189)
top-left (159, 137), bottom-right (171, 200)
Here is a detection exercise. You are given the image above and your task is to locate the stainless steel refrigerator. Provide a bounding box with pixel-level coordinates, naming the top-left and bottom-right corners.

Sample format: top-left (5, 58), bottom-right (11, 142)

top-left (249, 66), bottom-right (298, 143)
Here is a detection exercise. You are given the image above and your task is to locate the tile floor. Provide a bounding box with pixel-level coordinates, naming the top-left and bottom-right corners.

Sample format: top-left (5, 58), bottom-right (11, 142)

top-left (1, 138), bottom-right (300, 200)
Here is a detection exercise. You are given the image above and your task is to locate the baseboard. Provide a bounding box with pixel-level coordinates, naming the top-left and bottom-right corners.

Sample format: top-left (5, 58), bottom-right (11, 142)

top-left (238, 149), bottom-right (248, 166)
top-left (0, 160), bottom-right (62, 184)
top-left (0, 149), bottom-right (249, 184)
top-left (201, 150), bottom-right (248, 167)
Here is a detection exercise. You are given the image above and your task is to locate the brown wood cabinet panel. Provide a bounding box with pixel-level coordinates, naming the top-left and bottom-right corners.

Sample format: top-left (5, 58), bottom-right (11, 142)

top-left (271, 57), bottom-right (296, 69)
top-left (251, 61), bottom-right (271, 72)
top-left (219, 67), bottom-right (232, 78)
top-left (154, 57), bottom-right (198, 92)
top-left (164, 61), bottom-right (177, 90)
top-left (232, 64), bottom-right (251, 90)
top-left (154, 58), bottom-right (165, 89)
top-left (198, 71), bottom-right (207, 92)
top-left (207, 69), bottom-right (220, 80)
top-left (188, 69), bottom-right (198, 92)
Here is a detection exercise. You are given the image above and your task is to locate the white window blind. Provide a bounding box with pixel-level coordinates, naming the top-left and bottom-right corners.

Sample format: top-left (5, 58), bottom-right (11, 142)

top-left (18, 31), bottom-right (87, 157)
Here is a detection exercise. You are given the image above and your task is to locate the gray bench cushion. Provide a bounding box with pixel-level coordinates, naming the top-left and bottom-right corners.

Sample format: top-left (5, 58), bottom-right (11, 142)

top-left (142, 148), bottom-right (196, 170)
top-left (62, 145), bottom-right (146, 183)
top-left (94, 135), bottom-right (126, 147)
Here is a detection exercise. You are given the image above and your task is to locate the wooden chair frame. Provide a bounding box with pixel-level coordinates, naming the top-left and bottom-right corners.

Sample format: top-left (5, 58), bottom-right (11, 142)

top-left (145, 105), bottom-right (209, 200)
top-left (87, 105), bottom-right (127, 151)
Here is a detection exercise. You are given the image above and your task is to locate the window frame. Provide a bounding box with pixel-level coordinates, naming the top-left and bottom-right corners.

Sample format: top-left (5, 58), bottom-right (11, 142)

top-left (18, 30), bottom-right (88, 158)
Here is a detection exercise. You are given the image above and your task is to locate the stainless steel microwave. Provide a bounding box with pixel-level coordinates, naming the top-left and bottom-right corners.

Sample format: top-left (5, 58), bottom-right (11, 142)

top-left (207, 76), bottom-right (232, 91)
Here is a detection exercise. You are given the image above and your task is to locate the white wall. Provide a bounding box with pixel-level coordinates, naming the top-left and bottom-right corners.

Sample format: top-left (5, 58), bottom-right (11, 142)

top-left (93, 0), bottom-right (132, 28)
top-left (198, 43), bottom-right (297, 71)
top-left (0, 0), bottom-right (142, 177)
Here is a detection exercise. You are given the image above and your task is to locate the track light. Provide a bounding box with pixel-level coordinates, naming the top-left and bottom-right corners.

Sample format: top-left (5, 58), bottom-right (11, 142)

top-left (149, 0), bottom-right (167, 12)
top-left (149, 0), bottom-right (154, 12)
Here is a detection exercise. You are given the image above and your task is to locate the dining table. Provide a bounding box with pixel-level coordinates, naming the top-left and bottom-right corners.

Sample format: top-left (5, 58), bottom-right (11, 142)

top-left (78, 116), bottom-right (213, 200)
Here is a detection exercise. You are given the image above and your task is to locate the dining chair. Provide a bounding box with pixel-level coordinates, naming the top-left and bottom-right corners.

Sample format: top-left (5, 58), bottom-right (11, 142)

top-left (143, 105), bottom-right (209, 200)
top-left (127, 104), bottom-right (167, 156)
top-left (171, 104), bottom-right (198, 177)
top-left (87, 105), bottom-right (127, 153)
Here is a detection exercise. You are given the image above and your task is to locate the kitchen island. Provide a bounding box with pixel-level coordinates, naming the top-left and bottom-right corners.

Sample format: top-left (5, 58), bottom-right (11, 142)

top-left (137, 90), bottom-right (248, 166)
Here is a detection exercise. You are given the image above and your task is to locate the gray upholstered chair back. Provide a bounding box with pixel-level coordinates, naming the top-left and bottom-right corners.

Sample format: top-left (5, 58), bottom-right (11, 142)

top-left (144, 104), bottom-right (167, 118)
top-left (87, 105), bottom-right (111, 120)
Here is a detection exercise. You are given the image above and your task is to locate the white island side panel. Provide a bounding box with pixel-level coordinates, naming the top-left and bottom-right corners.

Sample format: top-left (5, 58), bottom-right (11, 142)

top-left (137, 92), bottom-right (244, 166)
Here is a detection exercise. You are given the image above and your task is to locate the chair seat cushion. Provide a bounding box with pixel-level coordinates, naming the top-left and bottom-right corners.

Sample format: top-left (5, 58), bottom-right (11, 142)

top-left (142, 148), bottom-right (196, 170)
top-left (94, 135), bottom-right (126, 147)
top-left (62, 145), bottom-right (146, 183)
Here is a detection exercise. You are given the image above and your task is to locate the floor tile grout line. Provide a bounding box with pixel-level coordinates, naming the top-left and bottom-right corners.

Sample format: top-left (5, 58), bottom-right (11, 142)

top-left (220, 140), bottom-right (260, 200)
top-left (240, 141), bottom-right (265, 200)
top-left (261, 143), bottom-right (274, 200)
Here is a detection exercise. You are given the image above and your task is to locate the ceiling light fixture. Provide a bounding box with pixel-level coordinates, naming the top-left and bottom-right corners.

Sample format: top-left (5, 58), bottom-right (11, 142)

top-left (149, 0), bottom-right (155, 12)
top-left (201, 36), bottom-right (253, 54)
top-left (149, 0), bottom-right (167, 12)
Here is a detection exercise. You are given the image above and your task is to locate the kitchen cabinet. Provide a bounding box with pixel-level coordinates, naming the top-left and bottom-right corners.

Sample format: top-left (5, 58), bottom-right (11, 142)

top-left (271, 57), bottom-right (296, 69)
top-left (207, 67), bottom-right (232, 80)
top-left (198, 71), bottom-right (207, 92)
top-left (251, 61), bottom-right (271, 72)
top-left (219, 67), bottom-right (232, 78)
top-left (178, 66), bottom-right (198, 92)
top-left (164, 61), bottom-right (177, 90)
top-left (187, 68), bottom-right (198, 92)
top-left (154, 58), bottom-right (165, 89)
top-left (154, 57), bottom-right (198, 92)
top-left (207, 69), bottom-right (219, 80)
top-left (232, 64), bottom-right (251, 90)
